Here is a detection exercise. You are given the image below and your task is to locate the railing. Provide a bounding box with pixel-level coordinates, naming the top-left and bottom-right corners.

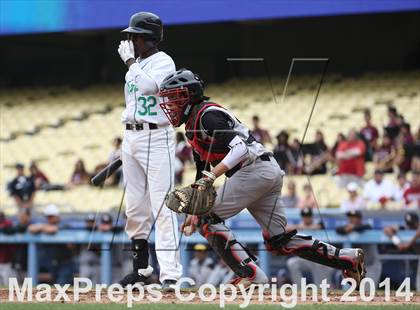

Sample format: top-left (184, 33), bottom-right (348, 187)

top-left (0, 229), bottom-right (418, 285)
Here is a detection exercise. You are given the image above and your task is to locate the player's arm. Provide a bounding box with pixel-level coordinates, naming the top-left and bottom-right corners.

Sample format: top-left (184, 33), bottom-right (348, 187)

top-left (118, 40), bottom-right (175, 95)
top-left (398, 227), bottom-right (420, 251)
top-left (408, 228), bottom-right (420, 246)
top-left (200, 111), bottom-right (247, 179)
top-left (383, 224), bottom-right (406, 247)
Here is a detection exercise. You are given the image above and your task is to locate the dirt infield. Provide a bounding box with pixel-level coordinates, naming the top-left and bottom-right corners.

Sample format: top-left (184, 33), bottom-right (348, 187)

top-left (1, 288), bottom-right (420, 305)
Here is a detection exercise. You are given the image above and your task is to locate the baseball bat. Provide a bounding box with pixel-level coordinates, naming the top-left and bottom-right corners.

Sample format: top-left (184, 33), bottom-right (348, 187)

top-left (91, 158), bottom-right (122, 186)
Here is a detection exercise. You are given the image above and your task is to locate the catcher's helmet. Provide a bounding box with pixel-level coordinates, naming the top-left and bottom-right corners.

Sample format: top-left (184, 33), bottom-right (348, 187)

top-left (159, 69), bottom-right (207, 127)
top-left (122, 12), bottom-right (163, 44)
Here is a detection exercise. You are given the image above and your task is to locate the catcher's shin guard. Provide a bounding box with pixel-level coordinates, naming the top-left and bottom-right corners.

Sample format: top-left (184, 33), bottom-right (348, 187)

top-left (263, 230), bottom-right (360, 271)
top-left (200, 222), bottom-right (268, 284)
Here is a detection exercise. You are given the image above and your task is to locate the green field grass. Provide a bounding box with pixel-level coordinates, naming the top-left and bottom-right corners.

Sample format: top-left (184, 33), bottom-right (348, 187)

top-left (1, 305), bottom-right (420, 310)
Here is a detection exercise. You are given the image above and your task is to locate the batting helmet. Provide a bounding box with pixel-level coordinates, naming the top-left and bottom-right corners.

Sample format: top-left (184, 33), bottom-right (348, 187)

top-left (159, 69), bottom-right (208, 127)
top-left (122, 12), bottom-right (163, 44)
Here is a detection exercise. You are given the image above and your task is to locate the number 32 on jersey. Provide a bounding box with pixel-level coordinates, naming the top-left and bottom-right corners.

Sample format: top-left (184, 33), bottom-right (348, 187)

top-left (136, 95), bottom-right (158, 116)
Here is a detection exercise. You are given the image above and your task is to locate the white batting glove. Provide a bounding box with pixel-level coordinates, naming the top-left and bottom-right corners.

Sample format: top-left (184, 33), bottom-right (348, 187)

top-left (117, 40), bottom-right (135, 64)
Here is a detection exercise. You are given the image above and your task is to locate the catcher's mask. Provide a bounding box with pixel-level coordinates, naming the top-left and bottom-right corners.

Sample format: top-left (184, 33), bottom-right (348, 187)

top-left (159, 69), bottom-right (207, 127)
top-left (159, 87), bottom-right (190, 127)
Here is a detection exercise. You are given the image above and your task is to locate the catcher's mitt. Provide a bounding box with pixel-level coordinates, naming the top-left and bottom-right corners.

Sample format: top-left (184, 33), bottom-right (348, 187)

top-left (165, 184), bottom-right (217, 216)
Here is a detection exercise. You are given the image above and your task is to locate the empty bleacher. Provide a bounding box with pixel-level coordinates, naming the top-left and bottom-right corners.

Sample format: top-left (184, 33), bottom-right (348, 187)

top-left (1, 71), bottom-right (419, 215)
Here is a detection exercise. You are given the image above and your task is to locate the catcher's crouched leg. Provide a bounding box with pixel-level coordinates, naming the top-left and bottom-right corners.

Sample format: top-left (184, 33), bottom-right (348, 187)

top-left (199, 215), bottom-right (268, 286)
top-left (263, 230), bottom-right (366, 287)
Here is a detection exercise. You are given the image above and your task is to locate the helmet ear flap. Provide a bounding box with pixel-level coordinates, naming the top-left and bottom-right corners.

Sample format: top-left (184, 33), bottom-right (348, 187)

top-left (193, 73), bottom-right (205, 90)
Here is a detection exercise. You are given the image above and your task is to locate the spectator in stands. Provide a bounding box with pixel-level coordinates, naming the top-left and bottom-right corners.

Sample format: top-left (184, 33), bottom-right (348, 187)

top-left (288, 138), bottom-right (304, 174)
top-left (307, 130), bottom-right (329, 175)
top-left (393, 172), bottom-right (410, 202)
top-left (79, 213), bottom-right (123, 284)
top-left (29, 204), bottom-right (75, 285)
top-left (384, 106), bottom-right (400, 141)
top-left (335, 129), bottom-right (366, 188)
top-left (79, 214), bottom-right (100, 284)
top-left (403, 171), bottom-right (420, 208)
top-left (280, 181), bottom-right (299, 208)
top-left (29, 161), bottom-right (49, 190)
top-left (174, 132), bottom-right (192, 184)
top-left (340, 182), bottom-right (366, 212)
top-left (109, 137), bottom-right (123, 186)
top-left (286, 207), bottom-right (331, 288)
top-left (297, 183), bottom-right (319, 209)
top-left (360, 109), bottom-right (379, 161)
top-left (28, 204), bottom-right (67, 235)
top-left (411, 127), bottom-right (420, 171)
top-left (373, 135), bottom-right (395, 173)
top-left (363, 169), bottom-right (395, 208)
top-left (7, 163), bottom-right (36, 209)
top-left (383, 212), bottom-right (420, 290)
top-left (29, 162), bottom-right (65, 191)
top-left (287, 207), bottom-right (324, 231)
top-left (206, 259), bottom-right (234, 286)
top-left (395, 123), bottom-right (415, 173)
top-left (273, 130), bottom-right (290, 171)
top-left (1, 209), bottom-right (31, 283)
top-left (93, 138), bottom-right (123, 186)
top-left (68, 159), bottom-right (91, 188)
top-left (109, 137), bottom-right (122, 162)
top-left (84, 213), bottom-right (97, 231)
top-left (96, 214), bottom-right (125, 283)
top-left (0, 211), bottom-right (16, 285)
top-left (251, 115), bottom-right (271, 145)
top-left (188, 244), bottom-right (215, 286)
top-left (336, 210), bottom-right (381, 289)
top-left (331, 132), bottom-right (346, 160)
top-left (1, 208), bottom-right (31, 235)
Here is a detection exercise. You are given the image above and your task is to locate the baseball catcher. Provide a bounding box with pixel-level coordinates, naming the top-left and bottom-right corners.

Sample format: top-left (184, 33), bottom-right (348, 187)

top-left (161, 69), bottom-right (366, 288)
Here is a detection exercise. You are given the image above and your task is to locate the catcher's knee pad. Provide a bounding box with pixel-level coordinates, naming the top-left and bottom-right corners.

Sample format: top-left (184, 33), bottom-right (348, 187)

top-left (263, 229), bottom-right (298, 255)
top-left (200, 223), bottom-right (262, 280)
top-left (264, 230), bottom-right (354, 270)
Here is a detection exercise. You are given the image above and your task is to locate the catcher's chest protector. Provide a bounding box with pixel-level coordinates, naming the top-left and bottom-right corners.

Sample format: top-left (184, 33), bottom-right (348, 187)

top-left (185, 102), bottom-right (267, 165)
top-left (185, 102), bottom-right (230, 163)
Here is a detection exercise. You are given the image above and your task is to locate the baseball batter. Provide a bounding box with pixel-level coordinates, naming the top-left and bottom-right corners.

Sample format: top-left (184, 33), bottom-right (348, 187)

top-left (159, 69), bottom-right (366, 288)
top-left (116, 12), bottom-right (182, 289)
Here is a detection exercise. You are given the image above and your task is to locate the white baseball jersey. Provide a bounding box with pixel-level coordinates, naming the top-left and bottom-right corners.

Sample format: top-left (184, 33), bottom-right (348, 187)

top-left (120, 50), bottom-right (182, 282)
top-left (121, 51), bottom-right (175, 125)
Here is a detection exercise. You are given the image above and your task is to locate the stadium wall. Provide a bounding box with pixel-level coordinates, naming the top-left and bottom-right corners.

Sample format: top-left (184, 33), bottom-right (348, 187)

top-left (0, 11), bottom-right (419, 87)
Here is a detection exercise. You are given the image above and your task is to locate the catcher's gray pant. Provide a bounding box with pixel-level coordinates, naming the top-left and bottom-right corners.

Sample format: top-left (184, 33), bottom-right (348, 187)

top-left (201, 156), bottom-right (360, 282)
top-left (213, 156), bottom-right (287, 236)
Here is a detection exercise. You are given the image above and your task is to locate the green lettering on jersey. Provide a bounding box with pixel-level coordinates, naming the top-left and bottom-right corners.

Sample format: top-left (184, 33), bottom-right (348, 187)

top-left (137, 96), bottom-right (158, 116)
top-left (127, 82), bottom-right (139, 93)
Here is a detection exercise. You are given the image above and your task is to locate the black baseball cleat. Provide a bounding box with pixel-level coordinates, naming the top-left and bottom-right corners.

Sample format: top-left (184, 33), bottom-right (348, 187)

top-left (118, 266), bottom-right (153, 288)
top-left (161, 279), bottom-right (178, 292)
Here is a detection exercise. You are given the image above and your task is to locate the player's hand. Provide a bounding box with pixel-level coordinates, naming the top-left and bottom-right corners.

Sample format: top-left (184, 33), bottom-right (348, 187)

top-left (117, 40), bottom-right (135, 64)
top-left (192, 171), bottom-right (216, 191)
top-left (397, 243), bottom-right (410, 251)
top-left (180, 215), bottom-right (199, 236)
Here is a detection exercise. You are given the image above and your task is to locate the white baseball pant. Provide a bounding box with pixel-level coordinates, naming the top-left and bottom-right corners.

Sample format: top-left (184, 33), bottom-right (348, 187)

top-left (122, 126), bottom-right (182, 282)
